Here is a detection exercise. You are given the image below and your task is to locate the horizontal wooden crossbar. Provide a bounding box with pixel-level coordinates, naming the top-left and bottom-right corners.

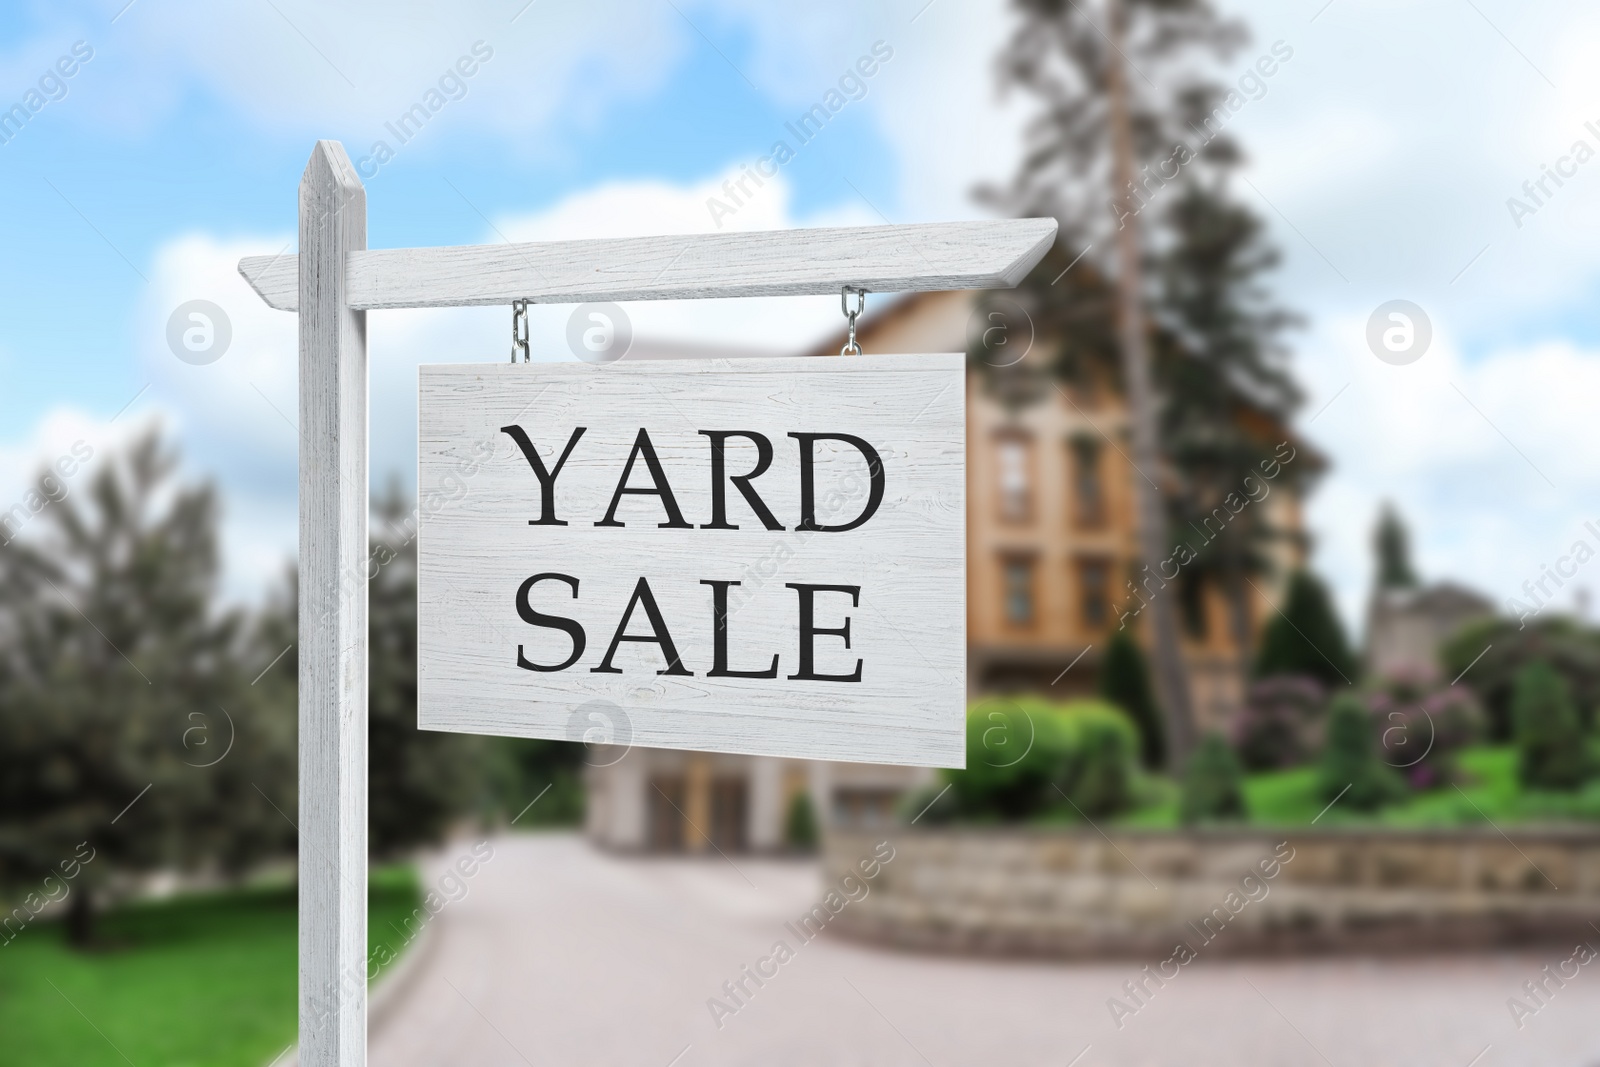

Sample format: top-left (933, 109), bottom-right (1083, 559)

top-left (237, 217), bottom-right (1057, 311)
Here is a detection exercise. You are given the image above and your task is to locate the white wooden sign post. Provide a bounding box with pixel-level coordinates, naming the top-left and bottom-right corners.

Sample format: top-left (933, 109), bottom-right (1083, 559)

top-left (240, 140), bottom-right (1054, 1067)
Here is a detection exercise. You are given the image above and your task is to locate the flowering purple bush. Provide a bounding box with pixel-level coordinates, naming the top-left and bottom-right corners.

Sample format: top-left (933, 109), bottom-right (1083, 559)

top-left (1369, 682), bottom-right (1483, 789)
top-left (1233, 676), bottom-right (1327, 770)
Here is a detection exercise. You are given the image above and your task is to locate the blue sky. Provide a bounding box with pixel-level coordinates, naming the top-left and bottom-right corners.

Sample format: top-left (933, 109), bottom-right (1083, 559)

top-left (3, 0), bottom-right (1600, 637)
top-left (0, 1), bottom-right (901, 424)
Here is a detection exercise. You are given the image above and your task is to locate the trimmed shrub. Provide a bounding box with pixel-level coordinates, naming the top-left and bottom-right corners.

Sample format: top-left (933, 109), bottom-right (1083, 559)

top-left (1317, 694), bottom-right (1405, 812)
top-left (942, 698), bottom-right (1141, 822)
top-left (948, 698), bottom-right (1074, 820)
top-left (1064, 712), bottom-right (1137, 818)
top-left (1099, 630), bottom-right (1165, 769)
top-left (783, 791), bottom-right (818, 850)
top-left (1180, 732), bottom-right (1247, 824)
top-left (1513, 661), bottom-right (1591, 790)
top-left (1232, 676), bottom-right (1326, 770)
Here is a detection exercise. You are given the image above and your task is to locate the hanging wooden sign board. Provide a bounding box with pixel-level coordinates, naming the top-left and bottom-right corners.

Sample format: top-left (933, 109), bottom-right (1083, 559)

top-left (417, 354), bottom-right (966, 767)
top-left (238, 140), bottom-right (1054, 1067)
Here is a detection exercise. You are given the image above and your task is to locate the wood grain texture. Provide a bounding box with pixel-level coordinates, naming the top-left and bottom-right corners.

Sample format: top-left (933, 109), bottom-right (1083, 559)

top-left (417, 355), bottom-right (967, 768)
top-left (238, 217), bottom-right (1057, 311)
top-left (296, 140), bottom-right (368, 1067)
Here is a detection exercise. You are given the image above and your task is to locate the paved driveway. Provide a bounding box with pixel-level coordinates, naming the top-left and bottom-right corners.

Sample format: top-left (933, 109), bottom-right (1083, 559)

top-left (370, 833), bottom-right (1600, 1067)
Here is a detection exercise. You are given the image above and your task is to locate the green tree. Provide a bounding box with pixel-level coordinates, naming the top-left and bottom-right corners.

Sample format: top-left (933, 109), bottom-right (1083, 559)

top-left (1099, 630), bottom-right (1165, 768)
top-left (1512, 661), bottom-right (1590, 790)
top-left (977, 0), bottom-right (1303, 767)
top-left (253, 481), bottom-right (490, 857)
top-left (1256, 571), bottom-right (1356, 688)
top-left (784, 791), bottom-right (818, 851)
top-left (488, 738), bottom-right (585, 827)
top-left (0, 430), bottom-right (294, 944)
top-left (1157, 185), bottom-right (1306, 683)
top-left (1180, 732), bottom-right (1246, 824)
top-left (1317, 694), bottom-right (1403, 811)
top-left (1374, 503), bottom-right (1419, 590)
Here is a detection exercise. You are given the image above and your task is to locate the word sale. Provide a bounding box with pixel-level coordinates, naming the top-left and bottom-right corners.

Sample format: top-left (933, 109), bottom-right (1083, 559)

top-left (501, 424), bottom-right (886, 682)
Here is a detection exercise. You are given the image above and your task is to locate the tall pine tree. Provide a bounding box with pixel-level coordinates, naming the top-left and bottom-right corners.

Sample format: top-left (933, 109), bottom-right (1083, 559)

top-left (0, 429), bottom-right (294, 944)
top-left (977, 0), bottom-right (1302, 766)
top-left (1256, 570), bottom-right (1356, 688)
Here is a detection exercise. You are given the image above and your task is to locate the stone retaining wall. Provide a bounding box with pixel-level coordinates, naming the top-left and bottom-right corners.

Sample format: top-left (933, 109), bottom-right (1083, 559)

top-left (825, 826), bottom-right (1600, 957)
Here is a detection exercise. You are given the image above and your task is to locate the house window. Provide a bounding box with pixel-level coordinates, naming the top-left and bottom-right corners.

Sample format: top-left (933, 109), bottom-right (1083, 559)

top-left (1002, 556), bottom-right (1036, 626)
top-left (995, 435), bottom-right (1031, 522)
top-left (1070, 436), bottom-right (1106, 528)
top-left (1076, 557), bottom-right (1111, 629)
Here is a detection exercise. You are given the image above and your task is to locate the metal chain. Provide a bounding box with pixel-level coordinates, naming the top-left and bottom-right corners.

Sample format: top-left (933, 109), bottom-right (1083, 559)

top-left (510, 299), bottom-right (530, 363)
top-left (840, 286), bottom-right (866, 356)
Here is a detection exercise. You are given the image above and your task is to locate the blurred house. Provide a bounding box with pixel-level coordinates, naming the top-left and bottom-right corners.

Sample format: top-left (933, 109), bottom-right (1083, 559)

top-left (1365, 581), bottom-right (1493, 681)
top-left (585, 750), bottom-right (925, 852)
top-left (585, 290), bottom-right (1316, 852)
top-left (843, 291), bottom-right (1317, 727)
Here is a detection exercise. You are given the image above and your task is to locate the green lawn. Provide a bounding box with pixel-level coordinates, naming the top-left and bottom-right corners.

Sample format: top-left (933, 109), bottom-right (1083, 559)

top-left (0, 865), bottom-right (421, 1067)
top-left (1101, 745), bottom-right (1600, 829)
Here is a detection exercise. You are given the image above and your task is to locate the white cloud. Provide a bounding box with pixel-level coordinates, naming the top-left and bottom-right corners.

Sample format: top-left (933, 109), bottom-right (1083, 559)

top-left (1220, 0), bottom-right (1600, 322)
top-left (1302, 319), bottom-right (1600, 633)
top-left (48, 0), bottom-right (684, 148)
top-left (1181, 0), bottom-right (1600, 639)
